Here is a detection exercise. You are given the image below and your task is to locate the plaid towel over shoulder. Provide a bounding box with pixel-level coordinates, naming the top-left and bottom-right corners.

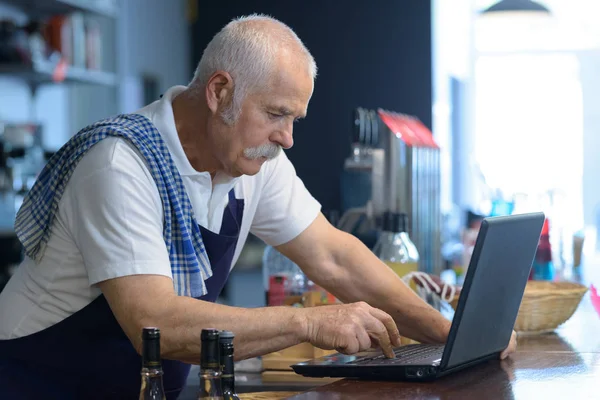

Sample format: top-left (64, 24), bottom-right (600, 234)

top-left (14, 113), bottom-right (212, 297)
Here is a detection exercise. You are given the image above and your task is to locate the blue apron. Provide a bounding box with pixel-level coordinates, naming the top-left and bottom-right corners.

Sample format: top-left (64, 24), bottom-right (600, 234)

top-left (0, 189), bottom-right (244, 400)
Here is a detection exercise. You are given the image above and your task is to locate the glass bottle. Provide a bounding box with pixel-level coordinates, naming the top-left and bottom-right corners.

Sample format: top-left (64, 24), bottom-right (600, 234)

top-left (532, 218), bottom-right (554, 280)
top-left (373, 211), bottom-right (420, 280)
top-left (262, 245), bottom-right (306, 306)
top-left (139, 327), bottom-right (166, 400)
top-left (219, 331), bottom-right (240, 400)
top-left (198, 329), bottom-right (223, 400)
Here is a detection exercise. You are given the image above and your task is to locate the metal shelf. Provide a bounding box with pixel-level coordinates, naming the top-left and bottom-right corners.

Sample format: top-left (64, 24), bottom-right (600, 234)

top-left (0, 0), bottom-right (117, 18)
top-left (0, 60), bottom-right (117, 88)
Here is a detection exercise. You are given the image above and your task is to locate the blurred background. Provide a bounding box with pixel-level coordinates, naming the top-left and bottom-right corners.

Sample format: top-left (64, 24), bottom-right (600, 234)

top-left (0, 0), bottom-right (599, 309)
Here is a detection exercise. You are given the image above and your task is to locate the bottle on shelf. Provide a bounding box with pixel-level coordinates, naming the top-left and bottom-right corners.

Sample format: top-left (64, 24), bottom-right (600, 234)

top-left (218, 331), bottom-right (240, 400)
top-left (373, 211), bottom-right (420, 282)
top-left (139, 327), bottom-right (166, 400)
top-left (262, 211), bottom-right (343, 307)
top-left (198, 329), bottom-right (223, 400)
top-left (532, 218), bottom-right (554, 281)
top-left (262, 245), bottom-right (307, 306)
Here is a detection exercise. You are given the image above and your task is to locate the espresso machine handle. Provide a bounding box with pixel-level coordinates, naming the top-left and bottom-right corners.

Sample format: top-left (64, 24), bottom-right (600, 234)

top-left (369, 110), bottom-right (379, 147)
top-left (352, 108), bottom-right (361, 144)
top-left (355, 107), bottom-right (366, 145)
top-left (363, 108), bottom-right (371, 146)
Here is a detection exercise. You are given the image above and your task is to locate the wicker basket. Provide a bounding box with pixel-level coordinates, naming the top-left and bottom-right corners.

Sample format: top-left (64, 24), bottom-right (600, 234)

top-left (449, 281), bottom-right (588, 334)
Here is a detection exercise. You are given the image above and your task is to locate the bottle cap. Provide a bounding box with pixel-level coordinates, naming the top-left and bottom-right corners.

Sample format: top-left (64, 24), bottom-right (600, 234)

top-left (201, 328), bottom-right (220, 341)
top-left (201, 329), bottom-right (220, 368)
top-left (142, 327), bottom-right (161, 368)
top-left (382, 211), bottom-right (408, 233)
top-left (142, 327), bottom-right (160, 340)
top-left (219, 330), bottom-right (235, 345)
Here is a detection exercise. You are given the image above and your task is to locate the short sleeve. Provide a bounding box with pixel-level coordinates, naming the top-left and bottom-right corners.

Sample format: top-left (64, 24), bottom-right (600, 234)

top-left (64, 139), bottom-right (172, 286)
top-left (250, 151), bottom-right (321, 246)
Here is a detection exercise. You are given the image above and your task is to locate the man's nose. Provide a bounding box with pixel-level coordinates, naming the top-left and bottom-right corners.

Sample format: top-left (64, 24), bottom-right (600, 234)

top-left (273, 126), bottom-right (294, 149)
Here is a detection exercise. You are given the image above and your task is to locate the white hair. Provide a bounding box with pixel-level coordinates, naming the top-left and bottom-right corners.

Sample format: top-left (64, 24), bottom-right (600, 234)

top-left (190, 14), bottom-right (317, 125)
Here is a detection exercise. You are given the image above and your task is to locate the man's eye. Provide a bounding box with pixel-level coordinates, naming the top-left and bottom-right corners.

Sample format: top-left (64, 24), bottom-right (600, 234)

top-left (268, 112), bottom-right (282, 119)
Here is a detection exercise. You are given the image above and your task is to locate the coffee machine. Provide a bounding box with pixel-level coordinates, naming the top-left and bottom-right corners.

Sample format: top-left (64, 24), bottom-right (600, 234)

top-left (339, 108), bottom-right (442, 275)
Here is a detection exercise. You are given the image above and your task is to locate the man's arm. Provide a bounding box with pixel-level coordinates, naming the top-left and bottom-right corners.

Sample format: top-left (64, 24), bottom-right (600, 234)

top-left (98, 273), bottom-right (403, 363)
top-left (98, 275), bottom-right (306, 363)
top-left (276, 213), bottom-right (451, 344)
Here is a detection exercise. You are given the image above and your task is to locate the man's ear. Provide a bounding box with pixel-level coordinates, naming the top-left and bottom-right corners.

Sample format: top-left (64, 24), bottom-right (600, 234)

top-left (206, 71), bottom-right (234, 114)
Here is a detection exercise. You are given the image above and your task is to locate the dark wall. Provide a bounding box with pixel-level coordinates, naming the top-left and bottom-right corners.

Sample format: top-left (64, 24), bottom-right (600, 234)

top-left (192, 0), bottom-right (432, 212)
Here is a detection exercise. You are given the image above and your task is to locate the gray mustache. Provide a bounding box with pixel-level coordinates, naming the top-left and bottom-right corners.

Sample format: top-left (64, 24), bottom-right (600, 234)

top-left (244, 143), bottom-right (282, 160)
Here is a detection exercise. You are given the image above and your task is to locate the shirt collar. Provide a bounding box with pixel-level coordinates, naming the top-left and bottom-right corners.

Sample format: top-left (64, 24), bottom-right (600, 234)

top-left (136, 85), bottom-right (237, 188)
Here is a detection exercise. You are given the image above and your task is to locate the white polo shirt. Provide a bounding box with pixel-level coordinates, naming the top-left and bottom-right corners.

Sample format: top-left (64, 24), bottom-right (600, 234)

top-left (0, 85), bottom-right (321, 339)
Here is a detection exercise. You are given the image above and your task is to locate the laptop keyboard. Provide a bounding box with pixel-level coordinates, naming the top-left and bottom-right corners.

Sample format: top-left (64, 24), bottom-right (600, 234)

top-left (348, 344), bottom-right (444, 365)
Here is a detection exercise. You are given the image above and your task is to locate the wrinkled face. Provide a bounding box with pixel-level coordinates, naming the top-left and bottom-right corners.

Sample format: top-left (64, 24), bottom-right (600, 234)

top-left (208, 59), bottom-right (314, 177)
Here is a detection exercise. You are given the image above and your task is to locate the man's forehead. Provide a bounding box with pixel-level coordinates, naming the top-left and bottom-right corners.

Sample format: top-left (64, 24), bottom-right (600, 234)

top-left (263, 65), bottom-right (313, 116)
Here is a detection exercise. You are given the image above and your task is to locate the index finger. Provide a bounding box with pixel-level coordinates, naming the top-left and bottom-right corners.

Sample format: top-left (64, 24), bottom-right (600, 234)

top-left (368, 322), bottom-right (396, 359)
top-left (366, 311), bottom-right (398, 359)
top-left (369, 308), bottom-right (402, 348)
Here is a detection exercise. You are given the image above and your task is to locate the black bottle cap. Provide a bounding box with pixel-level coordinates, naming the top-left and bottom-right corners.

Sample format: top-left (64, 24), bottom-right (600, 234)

top-left (201, 329), bottom-right (220, 368)
top-left (201, 328), bottom-right (220, 341)
top-left (219, 330), bottom-right (235, 345)
top-left (382, 211), bottom-right (408, 233)
top-left (219, 332), bottom-right (235, 378)
top-left (142, 327), bottom-right (161, 368)
top-left (219, 331), bottom-right (235, 361)
top-left (143, 327), bottom-right (160, 340)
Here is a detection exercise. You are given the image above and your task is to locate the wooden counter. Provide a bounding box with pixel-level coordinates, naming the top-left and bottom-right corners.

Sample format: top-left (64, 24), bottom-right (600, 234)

top-left (240, 392), bottom-right (302, 399)
top-left (285, 352), bottom-right (599, 399)
top-left (238, 299), bottom-right (600, 400)
top-left (281, 264), bottom-right (600, 399)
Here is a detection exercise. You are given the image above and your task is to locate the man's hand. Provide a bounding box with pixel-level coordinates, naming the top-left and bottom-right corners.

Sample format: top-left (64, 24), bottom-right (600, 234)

top-left (276, 213), bottom-right (453, 345)
top-left (297, 301), bottom-right (402, 358)
top-left (500, 330), bottom-right (517, 359)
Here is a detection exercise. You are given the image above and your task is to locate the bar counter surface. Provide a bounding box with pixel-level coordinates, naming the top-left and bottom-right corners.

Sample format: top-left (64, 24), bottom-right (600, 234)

top-left (282, 265), bottom-right (600, 400)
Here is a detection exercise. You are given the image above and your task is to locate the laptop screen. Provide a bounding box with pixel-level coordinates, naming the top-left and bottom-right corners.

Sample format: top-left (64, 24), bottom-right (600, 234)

top-left (441, 213), bottom-right (544, 370)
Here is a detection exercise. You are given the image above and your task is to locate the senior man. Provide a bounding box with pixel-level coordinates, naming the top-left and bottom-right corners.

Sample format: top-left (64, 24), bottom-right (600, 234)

top-left (0, 14), bottom-right (516, 399)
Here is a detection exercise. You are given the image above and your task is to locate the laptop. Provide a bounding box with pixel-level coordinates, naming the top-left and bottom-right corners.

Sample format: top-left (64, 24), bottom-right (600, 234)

top-left (292, 212), bottom-right (545, 381)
